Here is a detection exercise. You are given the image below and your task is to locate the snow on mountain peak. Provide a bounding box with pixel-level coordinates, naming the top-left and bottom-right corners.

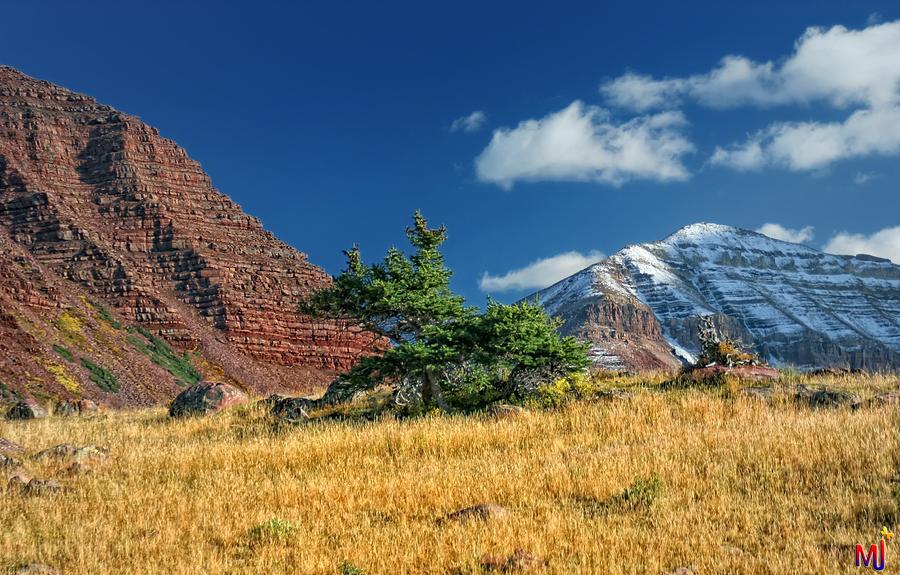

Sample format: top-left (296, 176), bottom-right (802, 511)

top-left (529, 222), bottom-right (900, 371)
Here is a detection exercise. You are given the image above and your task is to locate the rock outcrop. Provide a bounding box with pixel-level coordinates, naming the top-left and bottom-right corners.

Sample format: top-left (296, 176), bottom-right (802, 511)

top-left (0, 66), bottom-right (377, 408)
top-left (530, 223), bottom-right (900, 372)
top-left (169, 381), bottom-right (248, 417)
top-left (5, 399), bottom-right (47, 420)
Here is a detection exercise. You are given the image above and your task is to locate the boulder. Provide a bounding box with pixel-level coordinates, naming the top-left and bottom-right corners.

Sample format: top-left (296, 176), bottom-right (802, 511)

top-left (490, 404), bottom-right (526, 419)
top-left (64, 461), bottom-right (95, 476)
top-left (7, 471), bottom-right (32, 491)
top-left (688, 365), bottom-right (779, 382)
top-left (33, 444), bottom-right (108, 465)
top-left (78, 399), bottom-right (100, 414)
top-left (795, 385), bottom-right (858, 409)
top-left (267, 394), bottom-right (315, 422)
top-left (52, 401), bottom-right (78, 417)
top-left (0, 437), bottom-right (25, 455)
top-left (439, 503), bottom-right (509, 524)
top-left (5, 399), bottom-right (47, 420)
top-left (53, 399), bottom-right (99, 417)
top-left (169, 382), bottom-right (248, 418)
top-left (0, 452), bottom-right (21, 469)
top-left (741, 387), bottom-right (774, 403)
top-left (14, 564), bottom-right (60, 575)
top-left (7, 471), bottom-right (68, 496)
top-left (810, 367), bottom-right (853, 376)
top-left (22, 478), bottom-right (67, 496)
top-left (853, 391), bottom-right (900, 410)
top-left (480, 549), bottom-right (538, 572)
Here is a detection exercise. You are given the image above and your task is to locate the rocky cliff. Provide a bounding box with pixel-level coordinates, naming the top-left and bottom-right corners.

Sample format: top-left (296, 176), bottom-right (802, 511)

top-left (530, 223), bottom-right (900, 372)
top-left (0, 66), bottom-right (375, 408)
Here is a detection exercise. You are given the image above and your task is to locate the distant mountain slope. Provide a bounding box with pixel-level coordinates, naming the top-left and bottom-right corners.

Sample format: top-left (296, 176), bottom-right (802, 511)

top-left (0, 66), bottom-right (375, 407)
top-left (530, 223), bottom-right (900, 371)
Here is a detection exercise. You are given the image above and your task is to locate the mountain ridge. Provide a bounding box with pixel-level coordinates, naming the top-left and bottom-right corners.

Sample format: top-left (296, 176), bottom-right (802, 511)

top-left (530, 222), bottom-right (900, 371)
top-left (0, 66), bottom-right (375, 407)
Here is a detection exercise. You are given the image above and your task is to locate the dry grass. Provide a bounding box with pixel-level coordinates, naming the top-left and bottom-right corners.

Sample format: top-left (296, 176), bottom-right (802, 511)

top-left (2, 374), bottom-right (899, 574)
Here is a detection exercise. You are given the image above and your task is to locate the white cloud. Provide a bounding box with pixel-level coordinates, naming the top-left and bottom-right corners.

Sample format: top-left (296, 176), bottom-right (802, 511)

top-left (823, 226), bottom-right (900, 263)
top-left (854, 171), bottom-right (879, 184)
top-left (601, 21), bottom-right (900, 111)
top-left (479, 249), bottom-right (605, 292)
top-left (756, 223), bottom-right (815, 244)
top-left (709, 136), bottom-right (765, 171)
top-left (474, 101), bottom-right (693, 189)
top-left (600, 73), bottom-right (682, 112)
top-left (450, 110), bottom-right (487, 133)
top-left (711, 106), bottom-right (900, 171)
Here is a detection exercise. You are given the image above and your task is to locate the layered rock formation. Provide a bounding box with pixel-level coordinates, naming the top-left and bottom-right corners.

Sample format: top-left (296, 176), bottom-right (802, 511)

top-left (530, 223), bottom-right (900, 372)
top-left (0, 66), bottom-right (375, 407)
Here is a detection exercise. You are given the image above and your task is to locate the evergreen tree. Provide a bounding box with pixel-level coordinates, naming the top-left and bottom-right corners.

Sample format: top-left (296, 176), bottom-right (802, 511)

top-left (300, 212), bottom-right (589, 409)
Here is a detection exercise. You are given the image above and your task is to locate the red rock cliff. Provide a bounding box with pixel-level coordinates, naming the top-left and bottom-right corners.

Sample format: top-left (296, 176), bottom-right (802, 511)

top-left (0, 66), bottom-right (375, 406)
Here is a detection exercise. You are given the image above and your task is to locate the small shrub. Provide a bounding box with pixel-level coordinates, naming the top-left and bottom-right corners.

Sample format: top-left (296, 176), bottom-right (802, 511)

top-left (608, 474), bottom-right (663, 512)
top-left (248, 518), bottom-right (297, 545)
top-left (442, 364), bottom-right (506, 410)
top-left (80, 358), bottom-right (120, 393)
top-left (338, 561), bottom-right (365, 575)
top-left (530, 372), bottom-right (597, 408)
top-left (53, 344), bottom-right (75, 362)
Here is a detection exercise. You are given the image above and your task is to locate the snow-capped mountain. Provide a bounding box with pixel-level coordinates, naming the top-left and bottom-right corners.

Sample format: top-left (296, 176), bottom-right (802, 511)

top-left (529, 223), bottom-right (900, 371)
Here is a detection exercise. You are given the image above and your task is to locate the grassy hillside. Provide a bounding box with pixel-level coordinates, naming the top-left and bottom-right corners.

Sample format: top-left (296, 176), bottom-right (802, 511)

top-left (1, 373), bottom-right (899, 574)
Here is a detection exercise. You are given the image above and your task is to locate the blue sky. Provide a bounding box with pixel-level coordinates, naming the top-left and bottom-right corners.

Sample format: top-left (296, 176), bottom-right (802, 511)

top-left (2, 1), bottom-right (898, 304)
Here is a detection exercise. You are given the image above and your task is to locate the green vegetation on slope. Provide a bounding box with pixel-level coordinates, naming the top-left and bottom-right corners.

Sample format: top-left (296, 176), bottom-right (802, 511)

top-left (52, 344), bottom-right (75, 363)
top-left (79, 357), bottom-right (120, 393)
top-left (127, 326), bottom-right (200, 387)
top-left (88, 300), bottom-right (122, 330)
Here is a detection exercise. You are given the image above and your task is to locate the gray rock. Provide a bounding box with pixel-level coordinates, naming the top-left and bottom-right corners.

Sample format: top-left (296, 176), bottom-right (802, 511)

top-left (491, 404), bottom-right (526, 418)
top-left (7, 471), bottom-right (32, 491)
top-left (169, 382), bottom-right (248, 418)
top-left (481, 548), bottom-right (538, 572)
top-left (741, 387), bottom-right (774, 403)
top-left (440, 503), bottom-right (509, 524)
top-left (14, 564), bottom-right (60, 575)
top-left (795, 385), bottom-right (859, 408)
top-left (52, 401), bottom-right (79, 417)
top-left (22, 478), bottom-right (67, 496)
top-left (854, 390), bottom-right (900, 409)
top-left (0, 452), bottom-right (21, 469)
top-left (53, 399), bottom-right (100, 417)
top-left (0, 437), bottom-right (25, 455)
top-left (5, 399), bottom-right (47, 420)
top-left (64, 461), bottom-right (94, 476)
top-left (33, 444), bottom-right (108, 465)
top-left (268, 395), bottom-right (315, 422)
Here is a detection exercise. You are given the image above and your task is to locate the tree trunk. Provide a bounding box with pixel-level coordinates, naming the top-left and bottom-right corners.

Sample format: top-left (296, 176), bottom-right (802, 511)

top-left (420, 372), bottom-right (432, 406)
top-left (422, 368), bottom-right (449, 411)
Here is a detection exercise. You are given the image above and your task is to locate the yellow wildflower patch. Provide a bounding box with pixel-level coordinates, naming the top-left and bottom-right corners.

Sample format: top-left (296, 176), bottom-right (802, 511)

top-left (43, 361), bottom-right (80, 394)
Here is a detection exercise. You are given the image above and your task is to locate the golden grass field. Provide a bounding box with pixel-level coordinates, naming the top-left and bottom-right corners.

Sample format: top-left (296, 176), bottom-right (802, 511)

top-left (2, 372), bottom-right (899, 574)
